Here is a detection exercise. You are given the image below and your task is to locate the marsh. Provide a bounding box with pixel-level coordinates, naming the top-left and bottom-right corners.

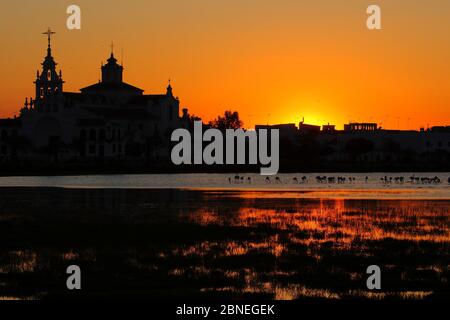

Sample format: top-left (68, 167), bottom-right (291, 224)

top-left (0, 177), bottom-right (448, 300)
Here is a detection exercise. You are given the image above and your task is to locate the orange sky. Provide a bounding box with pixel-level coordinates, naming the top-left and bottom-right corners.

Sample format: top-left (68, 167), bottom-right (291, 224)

top-left (1, 0), bottom-right (450, 129)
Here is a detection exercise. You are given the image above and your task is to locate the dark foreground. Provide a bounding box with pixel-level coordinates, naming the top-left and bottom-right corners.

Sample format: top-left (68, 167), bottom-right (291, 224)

top-left (0, 188), bottom-right (448, 300)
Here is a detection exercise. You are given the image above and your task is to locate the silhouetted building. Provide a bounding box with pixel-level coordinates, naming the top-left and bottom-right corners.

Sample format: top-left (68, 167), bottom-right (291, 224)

top-left (344, 122), bottom-right (378, 132)
top-left (430, 126), bottom-right (450, 133)
top-left (0, 30), bottom-right (185, 161)
top-left (322, 124), bottom-right (336, 132)
top-left (299, 121), bottom-right (321, 134)
top-left (255, 123), bottom-right (298, 140)
top-left (254, 119), bottom-right (450, 166)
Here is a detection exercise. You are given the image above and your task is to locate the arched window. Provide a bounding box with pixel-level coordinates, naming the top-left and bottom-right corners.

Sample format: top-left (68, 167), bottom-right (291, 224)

top-left (1, 130), bottom-right (7, 141)
top-left (89, 129), bottom-right (97, 141)
top-left (169, 106), bottom-right (173, 121)
top-left (80, 129), bottom-right (87, 141)
top-left (99, 129), bottom-right (106, 141)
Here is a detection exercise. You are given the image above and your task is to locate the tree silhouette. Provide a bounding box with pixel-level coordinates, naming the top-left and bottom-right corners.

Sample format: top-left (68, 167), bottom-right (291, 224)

top-left (209, 110), bottom-right (243, 130)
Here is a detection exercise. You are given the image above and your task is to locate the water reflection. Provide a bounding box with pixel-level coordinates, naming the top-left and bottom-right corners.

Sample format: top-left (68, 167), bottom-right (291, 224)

top-left (0, 188), bottom-right (448, 300)
top-left (174, 197), bottom-right (450, 299)
top-left (182, 199), bottom-right (450, 243)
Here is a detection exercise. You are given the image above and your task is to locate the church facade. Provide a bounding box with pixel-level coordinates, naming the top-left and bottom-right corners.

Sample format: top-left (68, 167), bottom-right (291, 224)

top-left (0, 31), bottom-right (190, 162)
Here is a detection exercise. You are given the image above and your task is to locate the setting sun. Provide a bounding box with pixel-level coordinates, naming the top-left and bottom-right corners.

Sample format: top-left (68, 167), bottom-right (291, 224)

top-left (1, 0), bottom-right (450, 130)
top-left (0, 0), bottom-right (449, 306)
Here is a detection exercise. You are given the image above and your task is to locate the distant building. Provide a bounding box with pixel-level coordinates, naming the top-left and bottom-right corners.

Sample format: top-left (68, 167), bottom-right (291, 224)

top-left (0, 119), bottom-right (22, 158)
top-left (254, 119), bottom-right (450, 164)
top-left (299, 121), bottom-right (321, 134)
top-left (322, 124), bottom-right (336, 132)
top-left (430, 126), bottom-right (450, 133)
top-left (0, 30), bottom-right (187, 162)
top-left (255, 123), bottom-right (298, 140)
top-left (344, 123), bottom-right (378, 132)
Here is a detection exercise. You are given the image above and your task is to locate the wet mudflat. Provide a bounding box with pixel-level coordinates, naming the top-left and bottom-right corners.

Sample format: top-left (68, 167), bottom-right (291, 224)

top-left (0, 188), bottom-right (448, 300)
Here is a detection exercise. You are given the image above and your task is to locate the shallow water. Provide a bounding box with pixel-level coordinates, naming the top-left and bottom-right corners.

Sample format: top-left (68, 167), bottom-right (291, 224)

top-left (0, 188), bottom-right (448, 300)
top-left (0, 172), bottom-right (449, 199)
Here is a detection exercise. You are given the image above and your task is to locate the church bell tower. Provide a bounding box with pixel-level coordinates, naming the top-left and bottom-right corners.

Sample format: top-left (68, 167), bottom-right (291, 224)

top-left (34, 28), bottom-right (64, 103)
top-left (101, 43), bottom-right (123, 83)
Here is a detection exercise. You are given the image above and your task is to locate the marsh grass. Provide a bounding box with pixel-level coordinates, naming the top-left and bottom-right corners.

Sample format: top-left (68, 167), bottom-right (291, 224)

top-left (0, 188), bottom-right (448, 300)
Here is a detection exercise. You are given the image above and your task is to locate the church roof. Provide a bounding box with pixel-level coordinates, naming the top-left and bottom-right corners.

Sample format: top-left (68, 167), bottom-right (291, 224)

top-left (80, 82), bottom-right (144, 93)
top-left (63, 92), bottom-right (90, 102)
top-left (76, 118), bottom-right (107, 127)
top-left (82, 106), bottom-right (157, 120)
top-left (63, 91), bottom-right (170, 108)
top-left (0, 118), bottom-right (22, 127)
top-left (127, 94), bottom-right (168, 105)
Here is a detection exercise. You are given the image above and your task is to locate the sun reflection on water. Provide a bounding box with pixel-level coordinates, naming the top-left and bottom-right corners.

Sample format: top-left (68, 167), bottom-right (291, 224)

top-left (172, 196), bottom-right (450, 299)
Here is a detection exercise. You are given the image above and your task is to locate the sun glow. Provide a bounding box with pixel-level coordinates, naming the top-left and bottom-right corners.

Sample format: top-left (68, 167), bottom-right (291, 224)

top-left (278, 96), bottom-right (335, 127)
top-left (1, 1), bottom-right (450, 130)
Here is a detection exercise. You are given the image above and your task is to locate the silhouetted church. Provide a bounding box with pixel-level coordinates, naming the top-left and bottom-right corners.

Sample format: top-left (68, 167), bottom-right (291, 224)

top-left (0, 29), bottom-right (187, 161)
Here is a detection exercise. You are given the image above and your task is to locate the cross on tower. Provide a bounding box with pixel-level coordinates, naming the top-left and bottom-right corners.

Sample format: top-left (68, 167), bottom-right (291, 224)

top-left (43, 27), bottom-right (55, 47)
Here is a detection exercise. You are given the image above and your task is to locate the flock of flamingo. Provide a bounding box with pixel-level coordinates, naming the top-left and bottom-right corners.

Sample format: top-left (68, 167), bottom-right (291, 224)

top-left (228, 175), bottom-right (450, 185)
